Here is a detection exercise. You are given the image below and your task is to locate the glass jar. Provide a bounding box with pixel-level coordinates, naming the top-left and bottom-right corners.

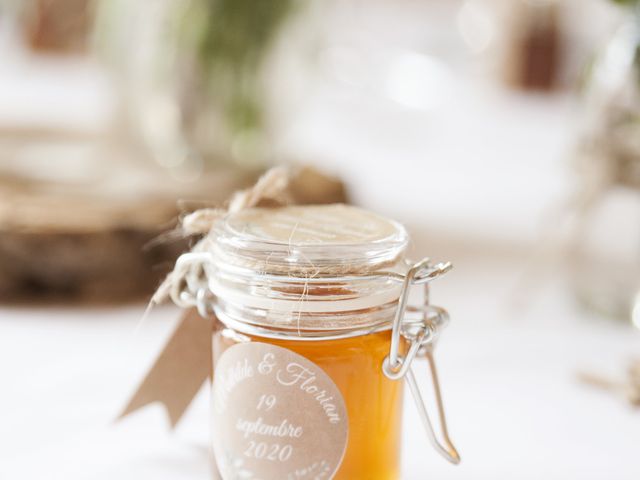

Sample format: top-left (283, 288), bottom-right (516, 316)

top-left (175, 204), bottom-right (459, 478)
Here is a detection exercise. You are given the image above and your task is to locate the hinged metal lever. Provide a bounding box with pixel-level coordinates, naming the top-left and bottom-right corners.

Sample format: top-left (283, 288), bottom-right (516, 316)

top-left (384, 258), bottom-right (451, 377)
top-left (411, 260), bottom-right (453, 285)
top-left (382, 258), bottom-right (461, 465)
top-left (407, 348), bottom-right (461, 465)
top-left (382, 319), bottom-right (432, 380)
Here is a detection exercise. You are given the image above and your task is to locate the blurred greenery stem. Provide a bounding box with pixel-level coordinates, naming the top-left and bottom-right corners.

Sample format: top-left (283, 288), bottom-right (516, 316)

top-left (609, 0), bottom-right (640, 85)
top-left (176, 0), bottom-right (298, 138)
top-left (611, 0), bottom-right (640, 7)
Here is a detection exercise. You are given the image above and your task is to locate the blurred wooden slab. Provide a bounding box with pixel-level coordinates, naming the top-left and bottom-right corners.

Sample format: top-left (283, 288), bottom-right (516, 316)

top-left (0, 164), bottom-right (346, 303)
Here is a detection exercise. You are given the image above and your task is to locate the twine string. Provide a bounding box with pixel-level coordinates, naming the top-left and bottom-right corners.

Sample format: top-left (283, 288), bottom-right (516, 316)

top-left (151, 166), bottom-right (292, 307)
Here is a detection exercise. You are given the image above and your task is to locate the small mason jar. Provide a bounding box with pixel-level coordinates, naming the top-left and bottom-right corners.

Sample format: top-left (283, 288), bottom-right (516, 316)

top-left (178, 204), bottom-right (459, 479)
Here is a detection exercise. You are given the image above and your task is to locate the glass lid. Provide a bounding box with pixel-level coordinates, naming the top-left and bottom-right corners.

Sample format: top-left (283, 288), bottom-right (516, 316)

top-left (212, 204), bottom-right (409, 276)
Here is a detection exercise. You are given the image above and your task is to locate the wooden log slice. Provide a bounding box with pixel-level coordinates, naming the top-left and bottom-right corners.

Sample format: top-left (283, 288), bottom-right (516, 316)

top-left (0, 164), bottom-right (346, 303)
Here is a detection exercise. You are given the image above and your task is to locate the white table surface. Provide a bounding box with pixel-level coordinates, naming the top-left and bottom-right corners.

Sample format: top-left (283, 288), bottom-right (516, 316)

top-left (2, 245), bottom-right (640, 480)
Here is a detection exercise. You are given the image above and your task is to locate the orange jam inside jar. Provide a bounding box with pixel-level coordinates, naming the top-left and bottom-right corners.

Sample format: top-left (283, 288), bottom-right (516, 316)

top-left (213, 329), bottom-right (403, 479)
top-left (202, 204), bottom-right (458, 479)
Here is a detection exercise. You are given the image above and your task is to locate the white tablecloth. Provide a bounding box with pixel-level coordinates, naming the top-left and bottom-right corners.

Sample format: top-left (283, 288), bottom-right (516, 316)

top-left (2, 242), bottom-right (640, 479)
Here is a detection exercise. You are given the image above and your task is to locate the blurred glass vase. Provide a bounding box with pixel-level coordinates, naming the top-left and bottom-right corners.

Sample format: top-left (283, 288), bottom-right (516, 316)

top-left (94, 0), bottom-right (312, 173)
top-left (570, 3), bottom-right (640, 323)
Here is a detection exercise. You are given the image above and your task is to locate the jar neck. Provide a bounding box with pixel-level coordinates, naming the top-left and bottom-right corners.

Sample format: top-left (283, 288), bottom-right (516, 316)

top-left (213, 295), bottom-right (399, 340)
top-left (206, 258), bottom-right (409, 339)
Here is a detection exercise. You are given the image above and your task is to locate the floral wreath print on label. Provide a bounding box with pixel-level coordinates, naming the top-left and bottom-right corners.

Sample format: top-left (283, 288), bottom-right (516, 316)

top-left (212, 342), bottom-right (349, 480)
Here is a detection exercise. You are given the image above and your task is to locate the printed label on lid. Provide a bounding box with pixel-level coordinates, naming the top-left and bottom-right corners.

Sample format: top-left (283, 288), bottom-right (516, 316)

top-left (225, 204), bottom-right (403, 246)
top-left (212, 342), bottom-right (349, 480)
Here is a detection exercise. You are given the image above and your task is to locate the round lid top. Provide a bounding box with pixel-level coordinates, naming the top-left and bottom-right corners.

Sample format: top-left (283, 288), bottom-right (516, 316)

top-left (212, 204), bottom-right (408, 276)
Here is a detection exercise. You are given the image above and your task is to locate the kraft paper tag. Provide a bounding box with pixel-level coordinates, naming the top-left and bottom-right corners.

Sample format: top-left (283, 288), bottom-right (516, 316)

top-left (119, 308), bottom-right (214, 427)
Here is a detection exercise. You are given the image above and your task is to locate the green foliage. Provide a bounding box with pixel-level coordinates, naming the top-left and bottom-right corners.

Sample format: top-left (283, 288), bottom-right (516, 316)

top-left (611, 0), bottom-right (640, 7)
top-left (177, 0), bottom-right (298, 135)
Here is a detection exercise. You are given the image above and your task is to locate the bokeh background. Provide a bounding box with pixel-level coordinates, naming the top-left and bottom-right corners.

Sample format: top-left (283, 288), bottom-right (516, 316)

top-left (2, 0), bottom-right (640, 478)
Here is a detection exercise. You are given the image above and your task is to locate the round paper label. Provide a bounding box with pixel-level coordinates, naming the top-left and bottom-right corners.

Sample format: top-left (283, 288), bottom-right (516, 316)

top-left (225, 204), bottom-right (404, 246)
top-left (212, 343), bottom-right (349, 480)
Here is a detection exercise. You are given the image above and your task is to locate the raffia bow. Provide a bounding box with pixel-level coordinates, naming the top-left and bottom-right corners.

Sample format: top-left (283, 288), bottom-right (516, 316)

top-left (151, 166), bottom-right (291, 307)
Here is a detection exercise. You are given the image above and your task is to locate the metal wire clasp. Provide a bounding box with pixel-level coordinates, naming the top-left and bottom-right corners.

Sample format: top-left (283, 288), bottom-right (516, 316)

top-left (170, 252), bottom-right (216, 318)
top-left (382, 258), bottom-right (461, 465)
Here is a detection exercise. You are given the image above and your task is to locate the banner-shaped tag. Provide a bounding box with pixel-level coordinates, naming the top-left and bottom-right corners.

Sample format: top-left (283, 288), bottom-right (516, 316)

top-left (120, 308), bottom-right (214, 427)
